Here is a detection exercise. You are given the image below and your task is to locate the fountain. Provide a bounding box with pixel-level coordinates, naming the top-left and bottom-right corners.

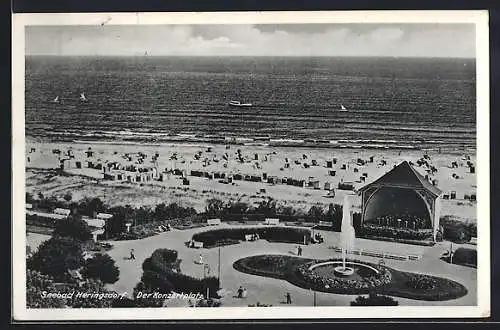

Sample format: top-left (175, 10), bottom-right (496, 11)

top-left (334, 194), bottom-right (356, 277)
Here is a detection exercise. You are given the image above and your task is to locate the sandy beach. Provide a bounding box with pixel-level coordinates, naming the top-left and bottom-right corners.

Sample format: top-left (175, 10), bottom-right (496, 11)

top-left (25, 141), bottom-right (477, 222)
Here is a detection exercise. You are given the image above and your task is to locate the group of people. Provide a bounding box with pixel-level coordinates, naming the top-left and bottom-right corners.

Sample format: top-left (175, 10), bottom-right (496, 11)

top-left (368, 213), bottom-right (431, 230)
top-left (312, 233), bottom-right (324, 243)
top-left (247, 233), bottom-right (260, 241)
top-left (237, 286), bottom-right (248, 298)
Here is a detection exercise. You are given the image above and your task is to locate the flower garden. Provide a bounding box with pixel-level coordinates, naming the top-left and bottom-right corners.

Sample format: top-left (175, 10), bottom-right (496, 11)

top-left (233, 254), bottom-right (468, 301)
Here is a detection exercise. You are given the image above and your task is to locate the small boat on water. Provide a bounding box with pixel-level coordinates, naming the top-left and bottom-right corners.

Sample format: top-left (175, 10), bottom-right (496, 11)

top-left (229, 100), bottom-right (252, 107)
top-left (339, 104), bottom-right (348, 112)
top-left (52, 96), bottom-right (60, 103)
top-left (80, 93), bottom-right (88, 102)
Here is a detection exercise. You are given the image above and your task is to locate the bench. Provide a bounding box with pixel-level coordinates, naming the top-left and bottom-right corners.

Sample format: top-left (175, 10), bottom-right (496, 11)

top-left (207, 218), bottom-right (221, 226)
top-left (318, 221), bottom-right (332, 227)
top-left (264, 218), bottom-right (279, 225)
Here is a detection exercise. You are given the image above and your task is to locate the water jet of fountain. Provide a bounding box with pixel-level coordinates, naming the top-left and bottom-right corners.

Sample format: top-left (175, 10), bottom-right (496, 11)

top-left (337, 193), bottom-right (356, 275)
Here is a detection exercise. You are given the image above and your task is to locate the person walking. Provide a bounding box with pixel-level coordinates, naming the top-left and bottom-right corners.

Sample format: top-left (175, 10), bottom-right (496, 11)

top-left (297, 246), bottom-right (303, 256)
top-left (130, 248), bottom-right (135, 260)
top-left (285, 292), bottom-right (292, 304)
top-left (237, 286), bottom-right (244, 298)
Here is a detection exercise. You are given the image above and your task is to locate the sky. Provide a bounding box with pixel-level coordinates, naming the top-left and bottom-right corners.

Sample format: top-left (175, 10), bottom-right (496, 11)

top-left (25, 23), bottom-right (476, 58)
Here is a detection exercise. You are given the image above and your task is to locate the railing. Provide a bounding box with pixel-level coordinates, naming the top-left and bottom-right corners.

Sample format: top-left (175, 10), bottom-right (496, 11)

top-left (328, 246), bottom-right (422, 261)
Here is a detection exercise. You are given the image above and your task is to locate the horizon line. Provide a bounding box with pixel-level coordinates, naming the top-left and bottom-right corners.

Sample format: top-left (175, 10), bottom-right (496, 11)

top-left (25, 54), bottom-right (476, 60)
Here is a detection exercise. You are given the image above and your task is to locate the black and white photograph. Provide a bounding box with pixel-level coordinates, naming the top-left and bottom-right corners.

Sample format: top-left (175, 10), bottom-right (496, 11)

top-left (12, 11), bottom-right (490, 320)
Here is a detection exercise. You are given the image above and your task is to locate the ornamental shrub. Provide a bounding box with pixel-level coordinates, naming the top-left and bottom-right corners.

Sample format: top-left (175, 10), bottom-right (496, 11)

top-left (351, 293), bottom-right (399, 306)
top-left (452, 248), bottom-right (477, 267)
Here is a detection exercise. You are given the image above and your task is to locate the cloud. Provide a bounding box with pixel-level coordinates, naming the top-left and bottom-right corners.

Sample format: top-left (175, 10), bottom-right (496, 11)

top-left (25, 24), bottom-right (476, 58)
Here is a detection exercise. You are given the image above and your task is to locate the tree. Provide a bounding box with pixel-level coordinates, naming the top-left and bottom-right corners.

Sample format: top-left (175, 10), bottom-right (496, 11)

top-left (26, 192), bottom-right (34, 204)
top-left (107, 205), bottom-right (133, 237)
top-left (308, 205), bottom-right (325, 221)
top-left (37, 196), bottom-right (61, 212)
top-left (81, 253), bottom-right (120, 284)
top-left (225, 201), bottom-right (250, 215)
top-left (326, 204), bottom-right (343, 230)
top-left (205, 198), bottom-right (225, 217)
top-left (78, 197), bottom-right (106, 217)
top-left (277, 205), bottom-right (296, 216)
top-left (63, 192), bottom-right (73, 202)
top-left (53, 215), bottom-right (92, 242)
top-left (27, 237), bottom-right (84, 281)
top-left (26, 269), bottom-right (66, 308)
top-left (135, 206), bottom-right (153, 226)
top-left (255, 198), bottom-right (277, 216)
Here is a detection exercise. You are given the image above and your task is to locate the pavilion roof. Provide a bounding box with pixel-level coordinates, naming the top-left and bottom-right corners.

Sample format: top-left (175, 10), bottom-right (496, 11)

top-left (358, 160), bottom-right (442, 197)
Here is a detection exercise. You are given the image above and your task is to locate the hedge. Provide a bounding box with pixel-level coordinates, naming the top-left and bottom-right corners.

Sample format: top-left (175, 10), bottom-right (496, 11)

top-left (452, 248), bottom-right (477, 267)
top-left (357, 235), bottom-right (436, 247)
top-left (360, 224), bottom-right (433, 240)
top-left (26, 214), bottom-right (58, 228)
top-left (192, 227), bottom-right (312, 248)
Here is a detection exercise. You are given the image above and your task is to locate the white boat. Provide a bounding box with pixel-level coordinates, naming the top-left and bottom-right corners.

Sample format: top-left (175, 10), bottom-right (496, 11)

top-left (80, 93), bottom-right (88, 102)
top-left (52, 96), bottom-right (60, 103)
top-left (339, 104), bottom-right (348, 112)
top-left (229, 100), bottom-right (252, 107)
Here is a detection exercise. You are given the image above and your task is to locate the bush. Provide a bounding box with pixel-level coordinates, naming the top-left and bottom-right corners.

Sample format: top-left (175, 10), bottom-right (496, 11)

top-left (26, 270), bottom-right (66, 308)
top-left (53, 216), bottom-right (92, 242)
top-left (26, 214), bottom-right (58, 228)
top-left (360, 224), bottom-right (433, 241)
top-left (81, 253), bottom-right (120, 284)
top-left (192, 227), bottom-right (312, 248)
top-left (405, 274), bottom-right (436, 290)
top-left (27, 237), bottom-right (84, 281)
top-left (139, 249), bottom-right (221, 302)
top-left (452, 248), bottom-right (477, 267)
top-left (115, 231), bottom-right (144, 241)
top-left (441, 218), bottom-right (473, 243)
top-left (351, 293), bottom-right (399, 306)
top-left (149, 249), bottom-right (180, 273)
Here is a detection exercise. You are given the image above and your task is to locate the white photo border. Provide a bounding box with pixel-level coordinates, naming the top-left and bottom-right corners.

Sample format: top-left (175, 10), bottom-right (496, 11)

top-left (12, 10), bottom-right (490, 321)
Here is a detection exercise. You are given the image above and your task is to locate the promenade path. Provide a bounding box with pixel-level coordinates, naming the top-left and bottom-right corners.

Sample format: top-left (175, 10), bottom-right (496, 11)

top-left (99, 224), bottom-right (477, 307)
top-left (26, 225), bottom-right (477, 306)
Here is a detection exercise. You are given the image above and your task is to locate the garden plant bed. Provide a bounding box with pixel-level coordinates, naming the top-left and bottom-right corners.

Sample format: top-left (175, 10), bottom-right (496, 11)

top-left (358, 235), bottom-right (436, 247)
top-left (233, 255), bottom-right (468, 301)
top-left (192, 227), bottom-right (312, 249)
top-left (233, 254), bottom-right (314, 280)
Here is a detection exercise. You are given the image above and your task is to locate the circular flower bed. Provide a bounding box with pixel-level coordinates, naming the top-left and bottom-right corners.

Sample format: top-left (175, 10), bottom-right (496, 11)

top-left (295, 260), bottom-right (392, 294)
top-left (233, 255), bottom-right (469, 301)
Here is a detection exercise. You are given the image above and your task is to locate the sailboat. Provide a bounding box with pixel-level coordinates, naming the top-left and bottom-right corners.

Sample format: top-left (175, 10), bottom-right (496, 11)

top-left (339, 104), bottom-right (348, 112)
top-left (80, 93), bottom-right (88, 102)
top-left (52, 96), bottom-right (60, 103)
top-left (229, 100), bottom-right (252, 107)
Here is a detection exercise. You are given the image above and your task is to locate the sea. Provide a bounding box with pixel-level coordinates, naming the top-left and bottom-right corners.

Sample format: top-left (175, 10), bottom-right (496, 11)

top-left (25, 56), bottom-right (477, 153)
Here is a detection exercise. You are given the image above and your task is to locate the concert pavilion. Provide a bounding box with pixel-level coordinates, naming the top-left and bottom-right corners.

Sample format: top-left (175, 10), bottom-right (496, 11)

top-left (358, 161), bottom-right (442, 241)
